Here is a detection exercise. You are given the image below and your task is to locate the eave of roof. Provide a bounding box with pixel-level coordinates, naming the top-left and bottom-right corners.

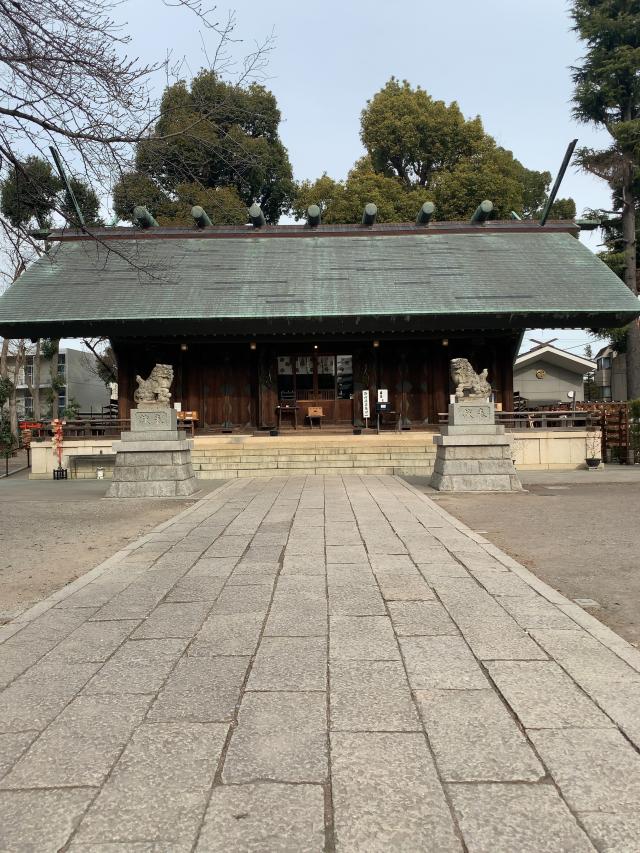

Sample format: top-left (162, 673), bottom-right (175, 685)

top-left (0, 224), bottom-right (638, 340)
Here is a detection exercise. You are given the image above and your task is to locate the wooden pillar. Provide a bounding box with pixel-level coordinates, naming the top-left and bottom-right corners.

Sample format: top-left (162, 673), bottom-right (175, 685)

top-left (427, 344), bottom-right (449, 423)
top-left (502, 335), bottom-right (519, 411)
top-left (258, 346), bottom-right (277, 428)
top-left (112, 340), bottom-right (132, 420)
top-left (491, 343), bottom-right (501, 407)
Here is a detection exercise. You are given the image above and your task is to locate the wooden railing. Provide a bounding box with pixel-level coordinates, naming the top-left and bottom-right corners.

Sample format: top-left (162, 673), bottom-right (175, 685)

top-left (578, 403), bottom-right (639, 464)
top-left (20, 417), bottom-right (193, 441)
top-left (437, 410), bottom-right (601, 430)
top-left (21, 418), bottom-right (130, 440)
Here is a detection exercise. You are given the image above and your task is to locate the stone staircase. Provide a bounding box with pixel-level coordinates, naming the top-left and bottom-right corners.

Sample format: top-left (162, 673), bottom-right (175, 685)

top-left (190, 433), bottom-right (438, 479)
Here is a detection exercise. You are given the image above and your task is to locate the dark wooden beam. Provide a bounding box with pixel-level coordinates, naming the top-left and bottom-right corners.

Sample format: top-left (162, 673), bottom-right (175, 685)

top-left (470, 200), bottom-right (493, 224)
top-left (416, 201), bottom-right (435, 225)
top-left (362, 203), bottom-right (377, 226)
top-left (191, 206), bottom-right (212, 228)
top-left (249, 203), bottom-right (266, 228)
top-left (133, 206), bottom-right (159, 228)
top-left (307, 205), bottom-right (321, 228)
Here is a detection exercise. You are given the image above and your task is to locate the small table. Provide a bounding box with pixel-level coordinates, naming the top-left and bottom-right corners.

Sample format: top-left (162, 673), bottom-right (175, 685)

top-left (276, 405), bottom-right (299, 430)
top-left (376, 410), bottom-right (401, 434)
top-left (176, 410), bottom-right (199, 436)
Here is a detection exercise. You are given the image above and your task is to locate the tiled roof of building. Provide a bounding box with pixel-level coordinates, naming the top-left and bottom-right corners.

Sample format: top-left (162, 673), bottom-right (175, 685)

top-left (0, 222), bottom-right (637, 337)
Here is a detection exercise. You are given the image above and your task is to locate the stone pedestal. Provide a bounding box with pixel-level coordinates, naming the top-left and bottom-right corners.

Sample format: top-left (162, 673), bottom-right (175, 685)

top-left (430, 401), bottom-right (522, 492)
top-left (106, 405), bottom-right (198, 498)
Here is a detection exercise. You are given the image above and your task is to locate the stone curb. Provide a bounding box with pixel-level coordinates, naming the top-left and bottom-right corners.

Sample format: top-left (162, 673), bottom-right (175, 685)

top-left (0, 465), bottom-right (30, 480)
top-left (400, 478), bottom-right (640, 675)
top-left (0, 479), bottom-right (237, 646)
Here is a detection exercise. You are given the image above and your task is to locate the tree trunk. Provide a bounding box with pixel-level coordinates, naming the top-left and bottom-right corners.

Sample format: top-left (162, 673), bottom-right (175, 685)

top-left (7, 340), bottom-right (25, 438)
top-left (622, 160), bottom-right (640, 399)
top-left (8, 389), bottom-right (18, 437)
top-left (0, 338), bottom-right (8, 387)
top-left (49, 339), bottom-right (60, 419)
top-left (26, 339), bottom-right (42, 420)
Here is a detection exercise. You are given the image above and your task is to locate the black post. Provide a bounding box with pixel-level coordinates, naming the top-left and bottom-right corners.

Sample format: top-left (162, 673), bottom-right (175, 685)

top-left (539, 139), bottom-right (578, 226)
top-left (49, 146), bottom-right (86, 227)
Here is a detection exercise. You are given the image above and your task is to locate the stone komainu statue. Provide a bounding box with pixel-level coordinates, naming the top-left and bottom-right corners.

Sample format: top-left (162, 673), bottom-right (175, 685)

top-left (450, 358), bottom-right (492, 400)
top-left (134, 363), bottom-right (174, 405)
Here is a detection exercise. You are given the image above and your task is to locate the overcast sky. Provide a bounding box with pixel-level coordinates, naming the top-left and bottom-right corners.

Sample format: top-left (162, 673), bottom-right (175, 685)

top-left (79, 1), bottom-right (620, 356)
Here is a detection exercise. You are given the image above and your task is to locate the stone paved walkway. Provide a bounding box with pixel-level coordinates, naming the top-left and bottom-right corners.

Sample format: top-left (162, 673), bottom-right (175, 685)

top-left (1, 475), bottom-right (640, 851)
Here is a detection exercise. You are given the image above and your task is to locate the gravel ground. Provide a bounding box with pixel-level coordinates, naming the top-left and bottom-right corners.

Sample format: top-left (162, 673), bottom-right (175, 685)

top-left (408, 474), bottom-right (640, 646)
top-left (0, 473), bottom-right (221, 620)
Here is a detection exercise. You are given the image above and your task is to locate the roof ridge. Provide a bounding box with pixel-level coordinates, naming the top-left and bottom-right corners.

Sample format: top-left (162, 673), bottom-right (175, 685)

top-left (43, 220), bottom-right (580, 243)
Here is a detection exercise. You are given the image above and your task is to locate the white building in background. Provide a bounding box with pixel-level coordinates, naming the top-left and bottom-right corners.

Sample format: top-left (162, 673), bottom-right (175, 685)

top-left (14, 345), bottom-right (110, 418)
top-left (513, 344), bottom-right (596, 408)
top-left (593, 345), bottom-right (628, 402)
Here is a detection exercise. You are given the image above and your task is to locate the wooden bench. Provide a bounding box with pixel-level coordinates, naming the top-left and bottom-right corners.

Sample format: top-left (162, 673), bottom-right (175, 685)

top-left (306, 406), bottom-right (324, 428)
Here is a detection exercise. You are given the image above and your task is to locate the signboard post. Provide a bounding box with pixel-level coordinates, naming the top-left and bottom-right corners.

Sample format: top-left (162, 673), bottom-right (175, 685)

top-left (362, 390), bottom-right (370, 429)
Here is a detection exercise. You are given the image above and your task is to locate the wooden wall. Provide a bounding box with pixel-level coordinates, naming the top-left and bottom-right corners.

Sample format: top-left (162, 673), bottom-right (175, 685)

top-left (114, 341), bottom-right (256, 427)
top-left (113, 334), bottom-right (519, 428)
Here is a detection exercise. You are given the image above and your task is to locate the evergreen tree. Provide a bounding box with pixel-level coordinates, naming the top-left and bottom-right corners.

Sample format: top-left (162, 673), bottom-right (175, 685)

top-left (294, 79), bottom-right (574, 224)
top-left (113, 72), bottom-right (295, 225)
top-left (571, 0), bottom-right (640, 397)
top-left (0, 156), bottom-right (101, 229)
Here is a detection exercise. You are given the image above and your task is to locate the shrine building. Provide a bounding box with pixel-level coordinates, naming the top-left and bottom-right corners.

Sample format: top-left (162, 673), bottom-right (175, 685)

top-left (0, 204), bottom-right (638, 431)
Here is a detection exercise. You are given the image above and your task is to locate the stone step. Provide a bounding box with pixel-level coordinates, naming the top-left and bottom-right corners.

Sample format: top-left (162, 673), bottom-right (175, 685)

top-left (191, 452), bottom-right (436, 465)
top-left (196, 462), bottom-right (434, 480)
top-left (189, 435), bottom-right (437, 478)
top-left (191, 445), bottom-right (437, 457)
top-left (193, 454), bottom-right (435, 470)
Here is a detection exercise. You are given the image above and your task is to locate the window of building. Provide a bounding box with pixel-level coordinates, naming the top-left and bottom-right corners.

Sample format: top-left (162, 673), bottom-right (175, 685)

top-left (24, 362), bottom-right (33, 385)
top-left (276, 353), bottom-right (353, 401)
top-left (600, 386), bottom-right (612, 400)
top-left (295, 356), bottom-right (314, 396)
top-left (24, 396), bottom-right (33, 417)
top-left (597, 356), bottom-right (611, 370)
top-left (58, 391), bottom-right (66, 411)
top-left (57, 353), bottom-right (66, 376)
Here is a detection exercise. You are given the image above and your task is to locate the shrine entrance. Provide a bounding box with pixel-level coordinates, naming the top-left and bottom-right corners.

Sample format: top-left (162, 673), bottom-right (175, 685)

top-left (276, 353), bottom-right (354, 425)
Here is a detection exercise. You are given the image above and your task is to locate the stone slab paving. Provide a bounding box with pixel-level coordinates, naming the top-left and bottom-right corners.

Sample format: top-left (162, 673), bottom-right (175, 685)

top-left (1, 475), bottom-right (640, 851)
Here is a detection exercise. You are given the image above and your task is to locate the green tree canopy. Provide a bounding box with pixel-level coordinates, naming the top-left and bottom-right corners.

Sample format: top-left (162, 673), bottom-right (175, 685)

top-left (294, 78), bottom-right (574, 224)
top-left (113, 71), bottom-right (295, 225)
top-left (571, 0), bottom-right (640, 397)
top-left (294, 158), bottom-right (425, 224)
top-left (0, 155), bottom-right (101, 229)
top-left (360, 79), bottom-right (485, 186)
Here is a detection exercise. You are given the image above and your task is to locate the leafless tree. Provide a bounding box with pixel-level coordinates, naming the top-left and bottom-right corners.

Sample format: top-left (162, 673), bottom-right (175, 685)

top-left (80, 338), bottom-right (117, 386)
top-left (0, 337), bottom-right (25, 436)
top-left (0, 1), bottom-right (275, 437)
top-left (0, 223), bottom-right (43, 429)
top-left (0, 0), bottom-right (274, 245)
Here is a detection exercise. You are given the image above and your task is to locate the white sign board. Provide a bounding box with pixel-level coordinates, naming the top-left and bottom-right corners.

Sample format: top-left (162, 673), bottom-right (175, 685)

top-left (377, 389), bottom-right (388, 403)
top-left (362, 390), bottom-right (370, 419)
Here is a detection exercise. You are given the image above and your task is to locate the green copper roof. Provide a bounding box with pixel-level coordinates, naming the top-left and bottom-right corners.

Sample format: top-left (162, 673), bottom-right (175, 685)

top-left (0, 228), bottom-right (637, 337)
